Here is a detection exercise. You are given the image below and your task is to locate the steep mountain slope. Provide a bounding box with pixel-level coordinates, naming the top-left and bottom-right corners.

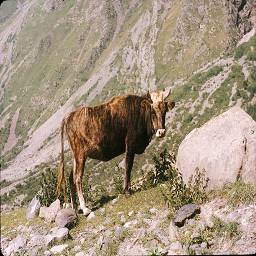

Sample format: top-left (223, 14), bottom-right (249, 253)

top-left (0, 0), bottom-right (255, 196)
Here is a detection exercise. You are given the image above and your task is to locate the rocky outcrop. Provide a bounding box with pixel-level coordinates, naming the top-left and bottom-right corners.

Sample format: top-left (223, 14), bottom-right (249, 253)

top-left (177, 107), bottom-right (256, 189)
top-left (226, 0), bottom-right (256, 42)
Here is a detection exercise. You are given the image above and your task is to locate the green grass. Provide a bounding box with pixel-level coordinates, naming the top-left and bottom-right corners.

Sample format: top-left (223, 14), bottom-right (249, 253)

top-left (191, 66), bottom-right (223, 85)
top-left (209, 181), bottom-right (256, 208)
top-left (1, 207), bottom-right (50, 239)
top-left (209, 64), bottom-right (244, 109)
top-left (234, 35), bottom-right (256, 60)
top-left (170, 83), bottom-right (198, 102)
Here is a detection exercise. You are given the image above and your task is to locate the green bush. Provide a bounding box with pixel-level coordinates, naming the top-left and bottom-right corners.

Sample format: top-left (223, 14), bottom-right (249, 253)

top-left (113, 169), bottom-right (124, 196)
top-left (156, 151), bottom-right (208, 211)
top-left (36, 167), bottom-right (70, 206)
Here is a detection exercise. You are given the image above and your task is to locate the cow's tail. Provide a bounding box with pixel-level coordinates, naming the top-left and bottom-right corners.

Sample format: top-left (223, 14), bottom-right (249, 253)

top-left (56, 118), bottom-right (67, 204)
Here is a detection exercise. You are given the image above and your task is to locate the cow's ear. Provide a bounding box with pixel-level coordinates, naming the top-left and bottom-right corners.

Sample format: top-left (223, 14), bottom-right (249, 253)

top-left (167, 101), bottom-right (175, 110)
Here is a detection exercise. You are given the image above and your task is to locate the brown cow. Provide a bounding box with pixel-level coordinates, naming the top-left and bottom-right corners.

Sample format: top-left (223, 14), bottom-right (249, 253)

top-left (56, 89), bottom-right (175, 215)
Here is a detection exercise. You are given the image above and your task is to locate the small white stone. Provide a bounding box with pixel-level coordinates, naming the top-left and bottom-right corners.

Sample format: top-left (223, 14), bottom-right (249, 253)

top-left (75, 252), bottom-right (85, 256)
top-left (128, 210), bottom-right (134, 217)
top-left (112, 198), bottom-right (118, 204)
top-left (87, 212), bottom-right (95, 220)
top-left (123, 220), bottom-right (138, 228)
top-left (50, 244), bottom-right (68, 254)
top-left (149, 208), bottom-right (158, 214)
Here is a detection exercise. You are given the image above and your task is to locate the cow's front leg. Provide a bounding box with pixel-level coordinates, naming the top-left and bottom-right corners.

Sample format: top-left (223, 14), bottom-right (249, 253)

top-left (124, 151), bottom-right (135, 196)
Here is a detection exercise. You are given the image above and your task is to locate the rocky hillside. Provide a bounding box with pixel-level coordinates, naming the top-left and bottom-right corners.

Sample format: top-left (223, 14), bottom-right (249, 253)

top-left (0, 0), bottom-right (255, 188)
top-left (1, 1), bottom-right (256, 255)
top-left (1, 180), bottom-right (256, 255)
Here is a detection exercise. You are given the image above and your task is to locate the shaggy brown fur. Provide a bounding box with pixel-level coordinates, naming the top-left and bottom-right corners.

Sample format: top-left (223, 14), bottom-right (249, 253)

top-left (56, 92), bottom-right (174, 214)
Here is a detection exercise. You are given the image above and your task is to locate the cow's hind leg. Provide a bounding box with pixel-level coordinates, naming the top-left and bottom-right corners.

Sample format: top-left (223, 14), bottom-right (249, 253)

top-left (69, 166), bottom-right (77, 210)
top-left (74, 152), bottom-right (91, 216)
top-left (124, 151), bottom-right (135, 196)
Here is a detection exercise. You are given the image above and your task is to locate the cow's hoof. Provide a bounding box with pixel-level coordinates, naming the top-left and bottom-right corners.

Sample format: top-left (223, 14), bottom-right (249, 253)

top-left (82, 207), bottom-right (91, 216)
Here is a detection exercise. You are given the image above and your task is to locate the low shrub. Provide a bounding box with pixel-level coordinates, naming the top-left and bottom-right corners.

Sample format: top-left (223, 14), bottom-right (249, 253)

top-left (37, 168), bottom-right (61, 206)
top-left (132, 149), bottom-right (178, 191)
top-left (113, 169), bottom-right (124, 196)
top-left (153, 150), bottom-right (208, 211)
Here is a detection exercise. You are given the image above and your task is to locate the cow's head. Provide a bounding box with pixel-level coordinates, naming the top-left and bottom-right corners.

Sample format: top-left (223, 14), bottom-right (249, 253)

top-left (149, 88), bottom-right (175, 138)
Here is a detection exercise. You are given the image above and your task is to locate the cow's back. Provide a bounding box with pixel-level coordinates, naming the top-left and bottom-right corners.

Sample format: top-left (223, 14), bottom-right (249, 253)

top-left (65, 95), bottom-right (151, 161)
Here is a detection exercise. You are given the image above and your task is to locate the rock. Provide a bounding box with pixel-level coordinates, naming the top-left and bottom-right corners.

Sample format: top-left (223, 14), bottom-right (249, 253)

top-left (55, 208), bottom-right (77, 228)
top-left (87, 212), bottom-right (95, 220)
top-left (27, 234), bottom-right (47, 247)
top-left (73, 245), bottom-right (81, 252)
top-left (44, 250), bottom-right (51, 256)
top-left (128, 210), bottom-right (134, 217)
top-left (120, 215), bottom-right (126, 223)
top-left (123, 220), bottom-right (138, 228)
top-left (177, 107), bottom-right (256, 189)
top-left (99, 207), bottom-right (105, 215)
top-left (39, 199), bottom-right (61, 222)
top-left (27, 196), bottom-right (41, 219)
top-left (114, 226), bottom-right (124, 238)
top-left (169, 222), bottom-right (179, 242)
top-left (201, 242), bottom-right (207, 249)
top-left (75, 252), bottom-right (85, 256)
top-left (167, 241), bottom-right (185, 255)
top-left (111, 198), bottom-right (118, 204)
top-left (149, 208), bottom-right (158, 214)
top-left (45, 227), bottom-right (69, 244)
top-left (189, 243), bottom-right (202, 255)
top-left (5, 235), bottom-right (27, 256)
top-left (174, 204), bottom-right (200, 227)
top-left (29, 247), bottom-right (40, 256)
top-left (50, 244), bottom-right (68, 254)
top-left (52, 227), bottom-right (69, 241)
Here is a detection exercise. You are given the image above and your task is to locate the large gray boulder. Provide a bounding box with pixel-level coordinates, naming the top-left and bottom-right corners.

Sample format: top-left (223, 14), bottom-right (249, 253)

top-left (177, 107), bottom-right (256, 189)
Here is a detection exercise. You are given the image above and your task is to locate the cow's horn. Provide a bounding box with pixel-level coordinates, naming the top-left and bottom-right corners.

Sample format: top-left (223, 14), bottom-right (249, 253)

top-left (163, 87), bottom-right (171, 99)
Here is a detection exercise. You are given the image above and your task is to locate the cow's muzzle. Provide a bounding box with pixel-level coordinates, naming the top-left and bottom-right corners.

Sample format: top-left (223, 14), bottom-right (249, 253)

top-left (156, 129), bottom-right (165, 138)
